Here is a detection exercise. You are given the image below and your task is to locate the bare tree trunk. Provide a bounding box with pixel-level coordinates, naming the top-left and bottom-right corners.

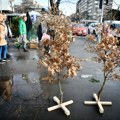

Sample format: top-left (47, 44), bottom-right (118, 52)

top-left (49, 0), bottom-right (61, 15)
top-left (9, 0), bottom-right (15, 12)
top-left (57, 72), bottom-right (63, 103)
top-left (97, 60), bottom-right (107, 99)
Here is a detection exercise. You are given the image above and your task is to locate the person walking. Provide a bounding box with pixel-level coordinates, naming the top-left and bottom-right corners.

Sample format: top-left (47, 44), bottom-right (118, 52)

top-left (2, 14), bottom-right (12, 60)
top-left (96, 26), bottom-right (101, 43)
top-left (26, 12), bottom-right (32, 41)
top-left (41, 29), bottom-right (51, 54)
top-left (37, 23), bottom-right (42, 42)
top-left (37, 17), bottom-right (49, 42)
top-left (3, 14), bottom-right (12, 47)
top-left (18, 16), bottom-right (28, 52)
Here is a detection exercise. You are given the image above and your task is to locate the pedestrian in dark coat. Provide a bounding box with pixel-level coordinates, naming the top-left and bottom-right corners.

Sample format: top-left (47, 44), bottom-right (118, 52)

top-left (26, 12), bottom-right (32, 41)
top-left (37, 23), bottom-right (43, 42)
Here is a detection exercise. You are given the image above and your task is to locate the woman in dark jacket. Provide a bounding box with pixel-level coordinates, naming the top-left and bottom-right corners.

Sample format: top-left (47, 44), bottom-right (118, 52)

top-left (37, 23), bottom-right (43, 42)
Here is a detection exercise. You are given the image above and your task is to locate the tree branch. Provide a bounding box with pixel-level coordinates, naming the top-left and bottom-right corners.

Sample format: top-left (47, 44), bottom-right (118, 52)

top-left (56, 0), bottom-right (61, 8)
top-left (50, 0), bottom-right (54, 7)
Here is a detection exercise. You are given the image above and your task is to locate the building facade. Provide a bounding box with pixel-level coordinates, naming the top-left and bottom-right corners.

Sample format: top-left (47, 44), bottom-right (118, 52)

top-left (76, 0), bottom-right (113, 20)
top-left (22, 0), bottom-right (35, 4)
top-left (1, 0), bottom-right (12, 12)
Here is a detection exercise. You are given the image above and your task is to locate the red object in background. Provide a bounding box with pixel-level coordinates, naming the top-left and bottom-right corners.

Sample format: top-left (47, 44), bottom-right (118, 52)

top-left (72, 24), bottom-right (87, 36)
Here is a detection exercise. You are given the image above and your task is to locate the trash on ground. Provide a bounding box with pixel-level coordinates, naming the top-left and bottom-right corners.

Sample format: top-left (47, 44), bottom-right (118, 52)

top-left (81, 74), bottom-right (93, 78)
top-left (89, 78), bottom-right (100, 83)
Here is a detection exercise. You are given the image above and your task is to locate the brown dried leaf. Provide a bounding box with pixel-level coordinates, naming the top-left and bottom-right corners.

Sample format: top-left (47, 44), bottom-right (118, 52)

top-left (112, 74), bottom-right (120, 80)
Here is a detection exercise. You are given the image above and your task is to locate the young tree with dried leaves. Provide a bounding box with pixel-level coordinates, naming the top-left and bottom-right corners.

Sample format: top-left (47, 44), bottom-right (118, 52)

top-left (38, 14), bottom-right (80, 104)
top-left (85, 30), bottom-right (120, 113)
top-left (96, 34), bottom-right (120, 99)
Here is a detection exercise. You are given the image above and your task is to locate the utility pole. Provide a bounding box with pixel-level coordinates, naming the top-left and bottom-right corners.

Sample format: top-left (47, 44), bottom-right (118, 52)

top-left (48, 0), bottom-right (49, 8)
top-left (100, 0), bottom-right (104, 23)
top-left (48, 0), bottom-right (50, 12)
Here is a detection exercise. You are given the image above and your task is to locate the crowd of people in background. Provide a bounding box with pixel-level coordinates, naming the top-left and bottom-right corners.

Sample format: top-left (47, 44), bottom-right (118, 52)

top-left (0, 12), bottom-right (53, 64)
top-left (0, 12), bottom-right (120, 64)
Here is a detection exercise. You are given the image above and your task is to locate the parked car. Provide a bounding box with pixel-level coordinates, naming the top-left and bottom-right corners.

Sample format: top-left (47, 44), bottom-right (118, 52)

top-left (72, 24), bottom-right (87, 36)
top-left (81, 20), bottom-right (99, 27)
top-left (88, 22), bottom-right (100, 35)
top-left (110, 22), bottom-right (120, 29)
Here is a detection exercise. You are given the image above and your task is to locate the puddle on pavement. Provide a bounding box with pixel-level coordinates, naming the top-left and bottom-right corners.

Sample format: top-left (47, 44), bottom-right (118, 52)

top-left (14, 73), bottom-right (43, 100)
top-left (0, 67), bottom-right (76, 119)
top-left (15, 50), bottom-right (39, 61)
top-left (0, 76), bottom-right (13, 101)
top-left (0, 72), bottom-right (52, 119)
top-left (0, 72), bottom-right (51, 104)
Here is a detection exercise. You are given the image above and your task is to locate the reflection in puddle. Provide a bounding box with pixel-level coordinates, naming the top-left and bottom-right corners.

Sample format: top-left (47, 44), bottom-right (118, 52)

top-left (15, 50), bottom-right (39, 61)
top-left (16, 54), bottom-right (28, 61)
top-left (13, 73), bottom-right (43, 100)
top-left (0, 73), bottom-right (50, 119)
top-left (0, 73), bottom-right (43, 101)
top-left (0, 76), bottom-right (13, 101)
top-left (22, 73), bottom-right (40, 83)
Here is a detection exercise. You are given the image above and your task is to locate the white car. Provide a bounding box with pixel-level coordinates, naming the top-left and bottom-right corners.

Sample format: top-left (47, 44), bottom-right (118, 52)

top-left (88, 22), bottom-right (100, 35)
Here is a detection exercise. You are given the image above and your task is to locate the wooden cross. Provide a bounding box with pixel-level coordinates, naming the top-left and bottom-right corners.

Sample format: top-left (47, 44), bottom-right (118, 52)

top-left (84, 93), bottom-right (112, 113)
top-left (47, 96), bottom-right (73, 116)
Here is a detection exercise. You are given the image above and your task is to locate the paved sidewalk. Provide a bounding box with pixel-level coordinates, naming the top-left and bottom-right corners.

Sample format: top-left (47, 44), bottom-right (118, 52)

top-left (0, 37), bottom-right (120, 120)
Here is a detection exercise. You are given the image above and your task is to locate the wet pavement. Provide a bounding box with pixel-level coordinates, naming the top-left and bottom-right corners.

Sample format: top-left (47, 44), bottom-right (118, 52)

top-left (0, 37), bottom-right (120, 120)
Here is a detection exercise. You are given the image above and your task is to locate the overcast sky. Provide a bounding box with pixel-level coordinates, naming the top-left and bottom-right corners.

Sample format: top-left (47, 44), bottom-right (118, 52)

top-left (11, 0), bottom-right (120, 15)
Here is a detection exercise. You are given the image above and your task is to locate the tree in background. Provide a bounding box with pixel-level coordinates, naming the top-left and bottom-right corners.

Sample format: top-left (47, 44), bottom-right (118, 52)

top-left (14, 0), bottom-right (41, 13)
top-left (49, 0), bottom-right (61, 15)
top-left (10, 16), bottom-right (19, 37)
top-left (49, 0), bottom-right (77, 15)
top-left (9, 0), bottom-right (15, 12)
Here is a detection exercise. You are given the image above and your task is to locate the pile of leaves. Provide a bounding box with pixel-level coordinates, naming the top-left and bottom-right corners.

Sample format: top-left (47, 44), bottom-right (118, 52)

top-left (38, 15), bottom-right (80, 82)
